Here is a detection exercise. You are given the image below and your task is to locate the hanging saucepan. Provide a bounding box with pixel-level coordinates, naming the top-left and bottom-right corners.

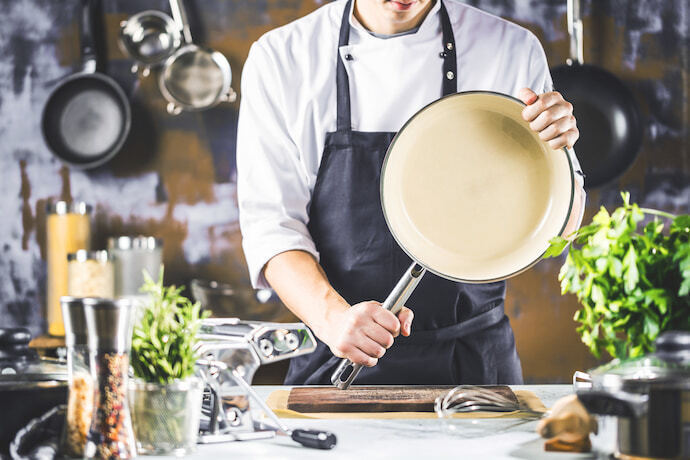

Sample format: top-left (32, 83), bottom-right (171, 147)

top-left (119, 9), bottom-right (182, 77)
top-left (576, 331), bottom-right (690, 459)
top-left (159, 0), bottom-right (236, 115)
top-left (551, 0), bottom-right (642, 188)
top-left (331, 91), bottom-right (576, 389)
top-left (41, 0), bottom-right (131, 169)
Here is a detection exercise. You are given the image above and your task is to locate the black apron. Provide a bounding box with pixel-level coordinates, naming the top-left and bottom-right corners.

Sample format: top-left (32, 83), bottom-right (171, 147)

top-left (284, 0), bottom-right (523, 385)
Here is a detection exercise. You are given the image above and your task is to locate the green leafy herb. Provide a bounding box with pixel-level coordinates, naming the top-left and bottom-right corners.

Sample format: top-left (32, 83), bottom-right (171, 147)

top-left (131, 268), bottom-right (209, 384)
top-left (544, 191), bottom-right (690, 360)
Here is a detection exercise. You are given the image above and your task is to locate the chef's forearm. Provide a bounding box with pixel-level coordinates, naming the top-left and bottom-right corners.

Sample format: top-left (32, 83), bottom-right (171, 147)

top-left (263, 250), bottom-right (349, 337)
top-left (562, 182), bottom-right (586, 238)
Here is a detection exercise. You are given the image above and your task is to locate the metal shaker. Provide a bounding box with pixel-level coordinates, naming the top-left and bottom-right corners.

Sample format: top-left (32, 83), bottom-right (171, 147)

top-left (83, 298), bottom-right (137, 459)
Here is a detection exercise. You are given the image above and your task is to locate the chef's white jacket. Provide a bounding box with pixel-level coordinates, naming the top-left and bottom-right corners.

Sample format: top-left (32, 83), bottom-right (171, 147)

top-left (237, 0), bottom-right (582, 289)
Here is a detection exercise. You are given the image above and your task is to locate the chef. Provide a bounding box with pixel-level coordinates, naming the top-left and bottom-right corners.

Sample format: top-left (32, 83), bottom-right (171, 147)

top-left (237, 0), bottom-right (585, 385)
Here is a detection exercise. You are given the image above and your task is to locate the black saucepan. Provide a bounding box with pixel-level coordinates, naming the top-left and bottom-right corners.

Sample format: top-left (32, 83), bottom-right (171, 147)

top-left (42, 0), bottom-right (131, 169)
top-left (551, 0), bottom-right (642, 188)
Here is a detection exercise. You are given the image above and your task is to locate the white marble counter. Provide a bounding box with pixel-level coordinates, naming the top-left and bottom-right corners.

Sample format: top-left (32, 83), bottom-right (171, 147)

top-left (166, 385), bottom-right (617, 460)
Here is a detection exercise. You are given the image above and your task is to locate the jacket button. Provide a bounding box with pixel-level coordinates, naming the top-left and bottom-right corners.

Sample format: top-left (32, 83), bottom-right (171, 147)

top-left (446, 71), bottom-right (455, 80)
top-left (345, 53), bottom-right (354, 61)
top-left (446, 42), bottom-right (454, 50)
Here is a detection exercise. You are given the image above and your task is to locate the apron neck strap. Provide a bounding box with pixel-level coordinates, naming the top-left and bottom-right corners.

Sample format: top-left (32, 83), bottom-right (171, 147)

top-left (336, 0), bottom-right (458, 132)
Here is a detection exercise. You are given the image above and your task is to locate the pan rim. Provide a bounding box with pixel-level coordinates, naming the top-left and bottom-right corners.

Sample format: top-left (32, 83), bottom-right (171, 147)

top-left (41, 71), bottom-right (132, 170)
top-left (379, 90), bottom-right (575, 284)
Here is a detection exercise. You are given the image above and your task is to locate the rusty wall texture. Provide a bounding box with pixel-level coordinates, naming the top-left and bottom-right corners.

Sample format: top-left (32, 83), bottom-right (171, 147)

top-left (0, 0), bottom-right (688, 382)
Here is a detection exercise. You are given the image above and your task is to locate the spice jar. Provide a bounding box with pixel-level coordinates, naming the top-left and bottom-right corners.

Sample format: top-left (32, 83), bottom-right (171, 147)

top-left (68, 250), bottom-right (114, 298)
top-left (60, 297), bottom-right (93, 457)
top-left (83, 298), bottom-right (136, 459)
top-left (107, 236), bottom-right (162, 299)
top-left (46, 201), bottom-right (92, 336)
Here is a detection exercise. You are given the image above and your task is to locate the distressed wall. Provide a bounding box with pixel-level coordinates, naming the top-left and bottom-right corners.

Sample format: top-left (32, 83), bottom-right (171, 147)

top-left (0, 0), bottom-right (688, 382)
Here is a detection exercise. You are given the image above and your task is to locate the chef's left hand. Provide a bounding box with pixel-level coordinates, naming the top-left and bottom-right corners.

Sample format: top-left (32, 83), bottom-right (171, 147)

top-left (518, 88), bottom-right (579, 150)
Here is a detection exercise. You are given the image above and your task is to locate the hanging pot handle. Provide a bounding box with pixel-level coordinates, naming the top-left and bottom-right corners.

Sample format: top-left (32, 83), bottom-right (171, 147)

top-left (170, 0), bottom-right (193, 44)
top-left (166, 102), bottom-right (183, 115)
top-left (567, 0), bottom-right (584, 65)
top-left (330, 262), bottom-right (426, 390)
top-left (80, 0), bottom-right (97, 73)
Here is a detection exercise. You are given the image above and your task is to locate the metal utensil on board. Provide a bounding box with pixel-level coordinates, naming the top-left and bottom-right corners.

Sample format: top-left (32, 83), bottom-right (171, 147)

top-left (159, 0), bottom-right (236, 114)
top-left (119, 10), bottom-right (182, 76)
top-left (197, 359), bottom-right (337, 450)
top-left (434, 386), bottom-right (545, 419)
top-left (550, 0), bottom-right (642, 188)
top-left (42, 0), bottom-right (131, 169)
top-left (331, 91), bottom-right (577, 389)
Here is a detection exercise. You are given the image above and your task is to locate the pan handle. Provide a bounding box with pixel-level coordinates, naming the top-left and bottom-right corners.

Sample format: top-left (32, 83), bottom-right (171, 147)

top-left (170, 0), bottom-right (193, 44)
top-left (566, 0), bottom-right (584, 65)
top-left (79, 0), bottom-right (97, 72)
top-left (330, 262), bottom-right (426, 390)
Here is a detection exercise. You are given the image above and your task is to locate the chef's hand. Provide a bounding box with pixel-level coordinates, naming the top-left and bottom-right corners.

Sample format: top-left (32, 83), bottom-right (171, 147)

top-left (519, 88), bottom-right (579, 150)
top-left (324, 302), bottom-right (414, 367)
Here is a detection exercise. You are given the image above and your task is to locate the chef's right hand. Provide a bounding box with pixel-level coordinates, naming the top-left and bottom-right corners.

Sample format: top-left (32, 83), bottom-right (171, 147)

top-left (324, 301), bottom-right (414, 367)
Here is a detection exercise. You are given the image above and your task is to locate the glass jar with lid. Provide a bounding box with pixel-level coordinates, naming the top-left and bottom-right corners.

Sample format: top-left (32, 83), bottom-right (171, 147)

top-left (107, 236), bottom-right (162, 298)
top-left (46, 201), bottom-right (92, 336)
top-left (67, 250), bottom-right (114, 298)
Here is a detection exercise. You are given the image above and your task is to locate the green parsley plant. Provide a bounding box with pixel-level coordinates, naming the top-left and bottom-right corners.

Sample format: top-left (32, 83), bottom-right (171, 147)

top-left (544, 192), bottom-right (690, 360)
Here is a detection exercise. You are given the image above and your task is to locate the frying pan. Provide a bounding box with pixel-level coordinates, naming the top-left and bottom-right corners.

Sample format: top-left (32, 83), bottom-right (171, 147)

top-left (551, 0), bottom-right (642, 188)
top-left (331, 91), bottom-right (576, 389)
top-left (42, 0), bottom-right (131, 169)
top-left (159, 0), bottom-right (236, 115)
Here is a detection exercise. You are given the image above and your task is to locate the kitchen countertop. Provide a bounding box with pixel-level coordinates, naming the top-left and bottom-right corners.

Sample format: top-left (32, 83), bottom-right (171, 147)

top-left (165, 385), bottom-right (617, 460)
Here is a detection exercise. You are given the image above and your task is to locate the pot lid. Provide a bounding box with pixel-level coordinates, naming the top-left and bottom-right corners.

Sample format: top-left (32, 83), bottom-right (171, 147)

top-left (0, 328), bottom-right (67, 385)
top-left (589, 331), bottom-right (690, 391)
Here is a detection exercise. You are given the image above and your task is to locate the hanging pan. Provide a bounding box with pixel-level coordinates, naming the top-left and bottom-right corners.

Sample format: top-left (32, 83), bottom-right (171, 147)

top-left (42, 0), bottom-right (131, 169)
top-left (331, 91), bottom-right (576, 389)
top-left (159, 0), bottom-right (236, 115)
top-left (119, 9), bottom-right (182, 76)
top-left (551, 0), bottom-right (642, 188)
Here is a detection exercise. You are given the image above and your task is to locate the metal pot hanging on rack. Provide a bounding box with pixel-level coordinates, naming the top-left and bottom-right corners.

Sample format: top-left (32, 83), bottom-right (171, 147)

top-left (119, 9), bottom-right (182, 76)
top-left (159, 0), bottom-right (236, 114)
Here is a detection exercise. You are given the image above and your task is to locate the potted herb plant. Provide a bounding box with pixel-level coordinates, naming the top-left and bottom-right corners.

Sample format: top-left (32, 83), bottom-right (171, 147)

top-left (544, 192), bottom-right (690, 360)
top-left (129, 269), bottom-right (209, 456)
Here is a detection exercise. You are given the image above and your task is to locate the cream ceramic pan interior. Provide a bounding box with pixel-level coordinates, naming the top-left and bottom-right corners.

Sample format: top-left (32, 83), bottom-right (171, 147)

top-left (381, 91), bottom-right (575, 283)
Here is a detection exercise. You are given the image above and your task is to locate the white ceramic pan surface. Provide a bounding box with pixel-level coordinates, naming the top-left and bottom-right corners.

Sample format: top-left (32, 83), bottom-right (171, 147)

top-left (381, 91), bottom-right (575, 283)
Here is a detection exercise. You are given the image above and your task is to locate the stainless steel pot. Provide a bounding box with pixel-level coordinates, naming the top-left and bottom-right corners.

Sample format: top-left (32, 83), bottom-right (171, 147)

top-left (0, 328), bottom-right (68, 455)
top-left (119, 9), bottom-right (182, 76)
top-left (159, 0), bottom-right (236, 114)
top-left (576, 331), bottom-right (690, 459)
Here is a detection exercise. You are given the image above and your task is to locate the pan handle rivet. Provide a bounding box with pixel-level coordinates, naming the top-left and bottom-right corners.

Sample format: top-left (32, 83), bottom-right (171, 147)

top-left (446, 42), bottom-right (454, 50)
top-left (439, 51), bottom-right (447, 58)
top-left (446, 71), bottom-right (454, 80)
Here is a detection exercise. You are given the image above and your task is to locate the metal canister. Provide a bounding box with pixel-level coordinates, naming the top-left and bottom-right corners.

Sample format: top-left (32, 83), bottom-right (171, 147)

top-left (107, 236), bottom-right (162, 298)
top-left (46, 201), bottom-right (92, 336)
top-left (67, 250), bottom-right (114, 298)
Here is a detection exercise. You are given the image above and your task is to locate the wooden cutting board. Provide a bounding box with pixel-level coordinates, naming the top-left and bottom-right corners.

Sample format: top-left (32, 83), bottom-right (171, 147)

top-left (286, 385), bottom-right (517, 413)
